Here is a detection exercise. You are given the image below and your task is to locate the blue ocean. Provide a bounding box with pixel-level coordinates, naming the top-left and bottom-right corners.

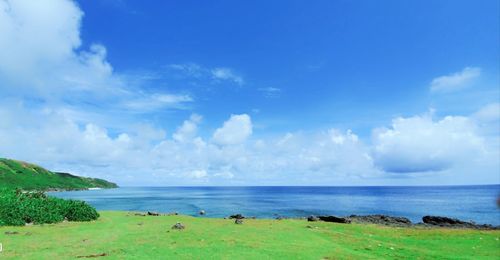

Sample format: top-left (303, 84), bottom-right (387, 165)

top-left (49, 185), bottom-right (500, 225)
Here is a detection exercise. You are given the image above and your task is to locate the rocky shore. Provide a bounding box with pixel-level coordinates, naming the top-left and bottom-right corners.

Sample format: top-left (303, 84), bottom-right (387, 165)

top-left (307, 214), bottom-right (499, 230)
top-left (127, 210), bottom-right (499, 230)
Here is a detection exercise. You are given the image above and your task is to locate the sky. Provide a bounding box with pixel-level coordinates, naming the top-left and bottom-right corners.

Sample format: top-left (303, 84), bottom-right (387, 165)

top-left (0, 0), bottom-right (498, 186)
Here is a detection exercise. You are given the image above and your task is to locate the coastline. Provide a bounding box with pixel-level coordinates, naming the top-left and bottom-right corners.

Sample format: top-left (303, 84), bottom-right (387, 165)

top-left (127, 211), bottom-right (500, 230)
top-left (43, 187), bottom-right (114, 192)
top-left (47, 185), bottom-right (500, 226)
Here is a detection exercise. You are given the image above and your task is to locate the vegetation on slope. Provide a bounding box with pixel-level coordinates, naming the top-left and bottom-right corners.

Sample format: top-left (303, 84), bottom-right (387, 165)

top-left (0, 211), bottom-right (498, 259)
top-left (0, 189), bottom-right (99, 226)
top-left (0, 158), bottom-right (117, 190)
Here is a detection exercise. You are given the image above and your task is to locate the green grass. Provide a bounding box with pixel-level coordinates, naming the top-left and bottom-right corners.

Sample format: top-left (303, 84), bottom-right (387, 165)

top-left (0, 158), bottom-right (117, 190)
top-left (0, 211), bottom-right (498, 259)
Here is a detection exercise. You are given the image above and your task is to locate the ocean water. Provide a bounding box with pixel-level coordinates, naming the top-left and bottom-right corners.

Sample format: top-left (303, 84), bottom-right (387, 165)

top-left (49, 185), bottom-right (500, 225)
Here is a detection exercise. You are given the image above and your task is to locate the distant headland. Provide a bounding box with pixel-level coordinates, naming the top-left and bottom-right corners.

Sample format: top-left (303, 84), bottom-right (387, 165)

top-left (0, 158), bottom-right (118, 191)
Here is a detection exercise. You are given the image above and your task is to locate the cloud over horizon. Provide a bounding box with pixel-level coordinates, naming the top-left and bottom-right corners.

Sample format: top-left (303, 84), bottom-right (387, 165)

top-left (0, 0), bottom-right (498, 186)
top-left (372, 113), bottom-right (486, 173)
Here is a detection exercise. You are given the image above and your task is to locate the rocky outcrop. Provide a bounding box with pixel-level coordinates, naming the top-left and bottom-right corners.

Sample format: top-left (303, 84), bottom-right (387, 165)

top-left (229, 214), bottom-right (245, 219)
top-left (307, 215), bottom-right (350, 223)
top-left (422, 216), bottom-right (496, 229)
top-left (318, 216), bottom-right (351, 224)
top-left (235, 219), bottom-right (243, 224)
top-left (307, 215), bottom-right (319, 222)
top-left (349, 215), bottom-right (412, 227)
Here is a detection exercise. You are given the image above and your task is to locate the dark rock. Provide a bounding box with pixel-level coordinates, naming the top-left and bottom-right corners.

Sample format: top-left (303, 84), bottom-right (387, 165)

top-left (235, 219), bottom-right (243, 224)
top-left (76, 252), bottom-right (107, 258)
top-left (229, 214), bottom-right (245, 219)
top-left (349, 215), bottom-right (412, 227)
top-left (307, 215), bottom-right (319, 222)
top-left (199, 210), bottom-right (205, 215)
top-left (5, 231), bottom-right (19, 235)
top-left (147, 211), bottom-right (160, 216)
top-left (171, 222), bottom-right (185, 230)
top-left (418, 216), bottom-right (498, 230)
top-left (422, 215), bottom-right (495, 229)
top-left (422, 216), bottom-right (467, 225)
top-left (318, 216), bottom-right (351, 224)
top-left (134, 213), bottom-right (147, 216)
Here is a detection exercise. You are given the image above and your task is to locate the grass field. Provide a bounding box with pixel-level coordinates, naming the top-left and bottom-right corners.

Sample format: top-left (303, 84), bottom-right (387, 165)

top-left (0, 211), bottom-right (498, 259)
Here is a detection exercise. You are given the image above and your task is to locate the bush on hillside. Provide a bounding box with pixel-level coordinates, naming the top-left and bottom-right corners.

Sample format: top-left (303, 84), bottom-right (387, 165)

top-left (0, 189), bottom-right (99, 226)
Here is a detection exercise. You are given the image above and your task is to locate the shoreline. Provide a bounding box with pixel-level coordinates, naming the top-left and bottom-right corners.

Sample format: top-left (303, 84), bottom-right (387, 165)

top-left (126, 210), bottom-right (500, 230)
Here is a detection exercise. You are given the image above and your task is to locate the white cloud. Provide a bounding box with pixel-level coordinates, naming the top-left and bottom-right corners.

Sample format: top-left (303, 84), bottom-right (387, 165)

top-left (0, 0), bottom-right (190, 112)
top-left (186, 170), bottom-right (208, 179)
top-left (169, 63), bottom-right (204, 78)
top-left (0, 0), bottom-right (82, 74)
top-left (0, 1), bottom-right (498, 186)
top-left (430, 67), bottom-right (481, 93)
top-left (0, 102), bottom-right (498, 185)
top-left (124, 93), bottom-right (193, 111)
top-left (168, 63), bottom-right (244, 86)
top-left (212, 114), bottom-right (253, 145)
top-left (211, 67), bottom-right (244, 85)
top-left (173, 114), bottom-right (202, 142)
top-left (372, 113), bottom-right (486, 173)
top-left (473, 103), bottom-right (500, 123)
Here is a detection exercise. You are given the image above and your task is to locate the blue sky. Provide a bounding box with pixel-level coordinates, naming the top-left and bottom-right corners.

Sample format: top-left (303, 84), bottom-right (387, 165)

top-left (75, 0), bottom-right (499, 137)
top-left (0, 0), bottom-right (498, 185)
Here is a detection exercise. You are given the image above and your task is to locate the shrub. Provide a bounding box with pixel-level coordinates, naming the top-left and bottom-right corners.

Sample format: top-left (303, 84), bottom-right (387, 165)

top-left (0, 189), bottom-right (99, 226)
top-left (0, 189), bottom-right (25, 226)
top-left (62, 199), bottom-right (99, 221)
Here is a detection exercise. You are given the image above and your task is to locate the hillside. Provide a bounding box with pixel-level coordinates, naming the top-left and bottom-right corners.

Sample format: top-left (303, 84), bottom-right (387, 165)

top-left (0, 158), bottom-right (118, 190)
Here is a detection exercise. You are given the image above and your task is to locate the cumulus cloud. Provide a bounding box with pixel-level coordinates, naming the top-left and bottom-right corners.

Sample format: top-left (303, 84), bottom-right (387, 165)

top-left (1, 101), bottom-right (498, 185)
top-left (0, 0), bottom-right (82, 75)
top-left (372, 113), bottom-right (486, 173)
top-left (0, 0), bottom-right (190, 111)
top-left (173, 114), bottom-right (202, 142)
top-left (212, 114), bottom-right (253, 145)
top-left (430, 67), bottom-right (481, 93)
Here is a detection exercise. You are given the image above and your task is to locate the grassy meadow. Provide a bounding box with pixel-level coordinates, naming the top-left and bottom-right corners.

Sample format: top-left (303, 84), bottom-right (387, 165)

top-left (0, 211), bottom-right (498, 259)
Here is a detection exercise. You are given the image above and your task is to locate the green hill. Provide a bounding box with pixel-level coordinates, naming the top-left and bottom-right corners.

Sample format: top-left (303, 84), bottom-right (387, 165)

top-left (0, 158), bottom-right (118, 190)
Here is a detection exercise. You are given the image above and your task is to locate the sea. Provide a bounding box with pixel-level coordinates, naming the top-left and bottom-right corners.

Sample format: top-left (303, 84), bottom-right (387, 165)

top-left (49, 185), bottom-right (500, 225)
